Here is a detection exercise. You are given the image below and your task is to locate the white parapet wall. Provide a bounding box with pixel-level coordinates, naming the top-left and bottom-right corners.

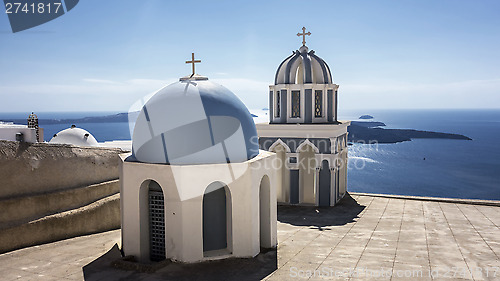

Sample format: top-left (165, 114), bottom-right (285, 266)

top-left (0, 140), bottom-right (124, 253)
top-left (0, 140), bottom-right (123, 199)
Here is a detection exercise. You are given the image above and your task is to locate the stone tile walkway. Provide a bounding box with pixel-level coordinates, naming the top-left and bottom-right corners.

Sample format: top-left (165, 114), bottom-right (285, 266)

top-left (0, 194), bottom-right (498, 280)
top-left (0, 231), bottom-right (118, 280)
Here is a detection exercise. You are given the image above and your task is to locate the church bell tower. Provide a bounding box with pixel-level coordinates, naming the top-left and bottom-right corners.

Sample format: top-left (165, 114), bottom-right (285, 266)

top-left (270, 27), bottom-right (339, 124)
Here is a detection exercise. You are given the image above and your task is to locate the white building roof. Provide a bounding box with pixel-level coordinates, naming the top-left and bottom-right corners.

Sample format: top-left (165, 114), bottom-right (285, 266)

top-left (49, 126), bottom-right (99, 147)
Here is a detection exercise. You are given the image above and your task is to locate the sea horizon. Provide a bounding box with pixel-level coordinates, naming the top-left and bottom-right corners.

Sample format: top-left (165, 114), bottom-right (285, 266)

top-left (1, 108), bottom-right (499, 201)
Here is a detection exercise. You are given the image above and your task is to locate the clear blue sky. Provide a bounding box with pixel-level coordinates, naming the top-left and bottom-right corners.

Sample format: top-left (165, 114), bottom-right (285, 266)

top-left (1, 0), bottom-right (499, 112)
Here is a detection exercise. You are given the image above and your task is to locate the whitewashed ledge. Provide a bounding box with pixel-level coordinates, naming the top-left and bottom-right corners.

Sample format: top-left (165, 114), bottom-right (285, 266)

top-left (349, 192), bottom-right (500, 207)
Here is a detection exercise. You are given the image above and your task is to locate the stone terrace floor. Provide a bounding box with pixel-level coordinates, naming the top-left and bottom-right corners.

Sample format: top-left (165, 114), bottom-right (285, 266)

top-left (0, 194), bottom-right (499, 280)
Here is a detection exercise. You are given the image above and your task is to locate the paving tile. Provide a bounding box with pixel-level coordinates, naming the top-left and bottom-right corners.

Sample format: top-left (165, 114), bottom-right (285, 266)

top-left (66, 270), bottom-right (85, 280)
top-left (0, 267), bottom-right (33, 281)
top-left (38, 263), bottom-right (83, 279)
top-left (0, 196), bottom-right (498, 280)
top-left (5, 256), bottom-right (58, 273)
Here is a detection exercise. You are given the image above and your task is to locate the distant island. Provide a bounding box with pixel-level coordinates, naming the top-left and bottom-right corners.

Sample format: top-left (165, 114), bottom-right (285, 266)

top-left (1, 112), bottom-right (472, 144)
top-left (1, 113), bottom-right (130, 125)
top-left (348, 121), bottom-right (472, 144)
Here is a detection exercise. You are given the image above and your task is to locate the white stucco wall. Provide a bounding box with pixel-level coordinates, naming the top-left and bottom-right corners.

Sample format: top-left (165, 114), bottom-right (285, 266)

top-left (119, 150), bottom-right (278, 263)
top-left (0, 126), bottom-right (37, 143)
top-left (256, 123), bottom-right (349, 206)
top-left (0, 140), bottom-right (122, 199)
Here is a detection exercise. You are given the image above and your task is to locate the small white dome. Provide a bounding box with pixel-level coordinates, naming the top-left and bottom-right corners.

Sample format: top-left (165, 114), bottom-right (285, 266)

top-left (49, 126), bottom-right (99, 147)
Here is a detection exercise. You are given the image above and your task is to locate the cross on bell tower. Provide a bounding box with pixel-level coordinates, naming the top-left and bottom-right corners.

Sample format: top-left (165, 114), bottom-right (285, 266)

top-left (297, 27), bottom-right (311, 46)
top-left (185, 53), bottom-right (201, 76)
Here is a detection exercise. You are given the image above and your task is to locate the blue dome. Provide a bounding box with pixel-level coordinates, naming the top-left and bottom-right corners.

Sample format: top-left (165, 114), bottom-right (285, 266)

top-left (132, 77), bottom-right (259, 165)
top-left (275, 46), bottom-right (333, 85)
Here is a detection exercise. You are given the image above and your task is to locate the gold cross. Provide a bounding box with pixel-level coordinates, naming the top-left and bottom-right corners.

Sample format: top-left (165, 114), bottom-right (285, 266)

top-left (297, 27), bottom-right (311, 46)
top-left (185, 53), bottom-right (201, 76)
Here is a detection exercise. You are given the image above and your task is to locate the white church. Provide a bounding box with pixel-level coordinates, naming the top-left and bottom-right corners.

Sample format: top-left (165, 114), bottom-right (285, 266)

top-left (257, 27), bottom-right (350, 207)
top-left (119, 56), bottom-right (278, 263)
top-left (118, 27), bottom-right (349, 264)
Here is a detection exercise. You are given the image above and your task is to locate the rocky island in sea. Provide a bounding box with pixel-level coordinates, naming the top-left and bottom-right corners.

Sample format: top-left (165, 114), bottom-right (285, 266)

top-left (348, 120), bottom-right (472, 144)
top-left (0, 112), bottom-right (472, 145)
top-left (1, 113), bottom-right (130, 125)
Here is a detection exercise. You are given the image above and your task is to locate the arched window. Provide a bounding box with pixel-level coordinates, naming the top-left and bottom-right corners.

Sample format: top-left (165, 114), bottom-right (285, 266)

top-left (275, 90), bottom-right (280, 118)
top-left (295, 62), bottom-right (304, 84)
top-left (291, 90), bottom-right (301, 118)
top-left (334, 90), bottom-right (338, 122)
top-left (315, 90), bottom-right (323, 118)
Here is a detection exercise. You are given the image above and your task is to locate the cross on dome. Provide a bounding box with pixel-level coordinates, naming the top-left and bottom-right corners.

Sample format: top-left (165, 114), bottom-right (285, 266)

top-left (185, 53), bottom-right (201, 76)
top-left (297, 27), bottom-right (311, 46)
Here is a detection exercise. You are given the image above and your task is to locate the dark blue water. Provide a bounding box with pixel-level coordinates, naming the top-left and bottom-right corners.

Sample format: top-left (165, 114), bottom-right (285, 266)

top-left (0, 112), bottom-right (131, 142)
top-left (340, 109), bottom-right (500, 201)
top-left (1, 110), bottom-right (499, 200)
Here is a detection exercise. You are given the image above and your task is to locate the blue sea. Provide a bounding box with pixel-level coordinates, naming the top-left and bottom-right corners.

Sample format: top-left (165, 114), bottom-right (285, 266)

top-left (0, 112), bottom-right (131, 142)
top-left (1, 109), bottom-right (499, 201)
top-left (341, 109), bottom-right (500, 201)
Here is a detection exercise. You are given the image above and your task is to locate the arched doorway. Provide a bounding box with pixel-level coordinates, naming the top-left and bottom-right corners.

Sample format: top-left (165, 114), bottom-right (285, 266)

top-left (203, 182), bottom-right (231, 254)
top-left (259, 175), bottom-right (271, 248)
top-left (269, 141), bottom-right (290, 203)
top-left (319, 160), bottom-right (331, 206)
top-left (341, 152), bottom-right (348, 197)
top-left (290, 169), bottom-right (299, 204)
top-left (147, 180), bottom-right (165, 262)
top-left (298, 143), bottom-right (317, 204)
top-left (335, 166), bottom-right (340, 204)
